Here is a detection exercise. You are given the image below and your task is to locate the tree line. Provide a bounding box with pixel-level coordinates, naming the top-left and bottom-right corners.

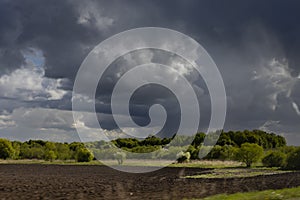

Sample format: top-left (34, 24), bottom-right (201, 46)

top-left (1, 130), bottom-right (300, 169)
top-left (0, 139), bottom-right (93, 162)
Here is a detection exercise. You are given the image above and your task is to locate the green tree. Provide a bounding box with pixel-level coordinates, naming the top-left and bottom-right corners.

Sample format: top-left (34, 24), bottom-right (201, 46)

top-left (69, 142), bottom-right (84, 151)
top-left (286, 147), bottom-right (300, 169)
top-left (75, 148), bottom-right (93, 162)
top-left (235, 143), bottom-right (263, 167)
top-left (220, 145), bottom-right (238, 160)
top-left (217, 132), bottom-right (233, 146)
top-left (191, 132), bottom-right (205, 147)
top-left (55, 143), bottom-right (71, 160)
top-left (245, 131), bottom-right (259, 144)
top-left (45, 142), bottom-right (56, 151)
top-left (140, 136), bottom-right (162, 146)
top-left (69, 142), bottom-right (85, 159)
top-left (262, 151), bottom-right (286, 168)
top-left (19, 143), bottom-right (31, 159)
top-left (205, 145), bottom-right (222, 159)
top-left (233, 131), bottom-right (247, 147)
top-left (113, 138), bottom-right (139, 148)
top-left (30, 147), bottom-right (44, 159)
top-left (45, 150), bottom-right (57, 162)
top-left (11, 141), bottom-right (21, 159)
top-left (0, 138), bottom-right (14, 159)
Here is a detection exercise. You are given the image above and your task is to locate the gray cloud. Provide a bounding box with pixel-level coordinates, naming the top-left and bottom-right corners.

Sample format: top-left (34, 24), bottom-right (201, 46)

top-left (0, 0), bottom-right (299, 144)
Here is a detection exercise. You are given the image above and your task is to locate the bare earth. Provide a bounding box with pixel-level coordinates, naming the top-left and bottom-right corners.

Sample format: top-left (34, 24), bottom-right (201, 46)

top-left (0, 164), bottom-right (300, 199)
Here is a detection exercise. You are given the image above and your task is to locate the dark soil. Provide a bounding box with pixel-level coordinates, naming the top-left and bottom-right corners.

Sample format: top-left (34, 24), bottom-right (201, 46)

top-left (0, 164), bottom-right (300, 199)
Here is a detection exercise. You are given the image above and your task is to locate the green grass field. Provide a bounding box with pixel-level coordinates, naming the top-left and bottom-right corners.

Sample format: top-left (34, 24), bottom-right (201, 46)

top-left (197, 186), bottom-right (300, 200)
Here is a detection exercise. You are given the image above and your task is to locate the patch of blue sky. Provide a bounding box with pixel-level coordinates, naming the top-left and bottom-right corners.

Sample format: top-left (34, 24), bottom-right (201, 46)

top-left (21, 47), bottom-right (45, 68)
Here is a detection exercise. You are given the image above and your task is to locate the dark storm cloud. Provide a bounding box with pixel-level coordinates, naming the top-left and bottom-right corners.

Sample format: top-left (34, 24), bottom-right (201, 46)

top-left (9, 0), bottom-right (100, 79)
top-left (0, 0), bottom-right (299, 143)
top-left (0, 1), bottom-right (25, 72)
top-left (149, 0), bottom-right (300, 75)
top-left (0, 0), bottom-right (166, 79)
top-left (1, 0), bottom-right (300, 77)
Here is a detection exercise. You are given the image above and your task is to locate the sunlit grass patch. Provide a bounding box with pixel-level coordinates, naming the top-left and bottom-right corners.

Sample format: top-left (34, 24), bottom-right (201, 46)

top-left (185, 168), bottom-right (291, 179)
top-left (196, 186), bottom-right (300, 200)
top-left (170, 160), bottom-right (243, 169)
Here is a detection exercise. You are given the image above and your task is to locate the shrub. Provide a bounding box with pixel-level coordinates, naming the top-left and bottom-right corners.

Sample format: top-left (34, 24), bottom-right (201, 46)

top-left (286, 147), bottom-right (300, 169)
top-left (220, 145), bottom-right (238, 160)
top-left (235, 143), bottom-right (263, 167)
top-left (75, 148), bottom-right (93, 162)
top-left (262, 151), bottom-right (286, 168)
top-left (176, 151), bottom-right (191, 163)
top-left (187, 145), bottom-right (200, 160)
top-left (206, 145), bottom-right (222, 159)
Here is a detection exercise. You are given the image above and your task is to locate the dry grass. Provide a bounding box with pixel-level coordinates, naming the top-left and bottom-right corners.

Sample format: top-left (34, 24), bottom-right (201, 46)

top-left (0, 159), bottom-right (244, 168)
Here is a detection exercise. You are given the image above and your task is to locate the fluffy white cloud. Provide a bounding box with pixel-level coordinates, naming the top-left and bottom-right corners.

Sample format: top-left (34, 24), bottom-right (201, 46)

top-left (0, 65), bottom-right (68, 101)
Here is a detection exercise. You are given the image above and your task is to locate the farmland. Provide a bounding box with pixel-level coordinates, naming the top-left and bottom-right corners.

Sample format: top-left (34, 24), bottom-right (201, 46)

top-left (0, 164), bottom-right (300, 199)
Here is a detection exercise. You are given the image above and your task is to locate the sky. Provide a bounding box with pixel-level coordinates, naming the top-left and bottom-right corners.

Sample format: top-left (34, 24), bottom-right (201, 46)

top-left (0, 0), bottom-right (299, 144)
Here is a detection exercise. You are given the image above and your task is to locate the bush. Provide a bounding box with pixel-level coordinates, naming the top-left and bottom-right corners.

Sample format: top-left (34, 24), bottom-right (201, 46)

top-left (220, 145), bottom-right (238, 160)
top-left (75, 148), bottom-right (93, 162)
top-left (0, 138), bottom-right (14, 159)
top-left (286, 147), bottom-right (300, 169)
top-left (187, 145), bottom-right (200, 160)
top-left (205, 145), bottom-right (222, 159)
top-left (278, 146), bottom-right (297, 155)
top-left (176, 151), bottom-right (191, 163)
top-left (235, 143), bottom-right (263, 167)
top-left (262, 151), bottom-right (286, 168)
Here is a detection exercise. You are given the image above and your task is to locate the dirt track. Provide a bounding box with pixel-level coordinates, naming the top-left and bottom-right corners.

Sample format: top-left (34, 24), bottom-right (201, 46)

top-left (0, 164), bottom-right (300, 199)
